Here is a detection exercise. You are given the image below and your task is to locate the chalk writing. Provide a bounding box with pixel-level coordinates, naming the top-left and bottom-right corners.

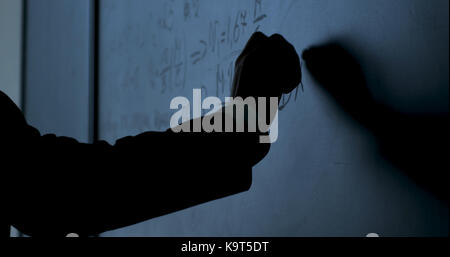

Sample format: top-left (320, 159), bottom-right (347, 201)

top-left (183, 0), bottom-right (200, 21)
top-left (158, 37), bottom-right (187, 93)
top-left (157, 0), bottom-right (175, 31)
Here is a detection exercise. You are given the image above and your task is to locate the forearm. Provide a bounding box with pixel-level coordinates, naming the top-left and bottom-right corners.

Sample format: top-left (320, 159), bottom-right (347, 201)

top-left (10, 124), bottom-right (255, 236)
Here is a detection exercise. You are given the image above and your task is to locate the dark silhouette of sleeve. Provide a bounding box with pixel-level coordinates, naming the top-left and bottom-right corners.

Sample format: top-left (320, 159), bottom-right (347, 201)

top-left (1, 91), bottom-right (267, 236)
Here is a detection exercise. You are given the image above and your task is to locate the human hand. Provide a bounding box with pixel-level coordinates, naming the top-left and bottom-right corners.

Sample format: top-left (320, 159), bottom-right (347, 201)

top-left (232, 32), bottom-right (302, 100)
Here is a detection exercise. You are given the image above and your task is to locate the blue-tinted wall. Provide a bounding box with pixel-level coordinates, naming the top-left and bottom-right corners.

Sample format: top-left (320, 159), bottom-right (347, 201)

top-left (25, 0), bottom-right (92, 142)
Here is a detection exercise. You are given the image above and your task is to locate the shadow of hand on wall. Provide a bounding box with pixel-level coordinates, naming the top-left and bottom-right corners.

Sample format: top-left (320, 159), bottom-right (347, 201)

top-left (302, 42), bottom-right (448, 201)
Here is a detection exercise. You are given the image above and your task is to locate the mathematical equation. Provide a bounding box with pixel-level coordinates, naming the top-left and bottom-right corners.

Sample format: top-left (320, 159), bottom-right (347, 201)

top-left (152, 0), bottom-right (299, 106)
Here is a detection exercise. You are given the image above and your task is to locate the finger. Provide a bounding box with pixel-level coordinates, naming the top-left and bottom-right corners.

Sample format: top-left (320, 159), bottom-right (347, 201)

top-left (232, 32), bottom-right (268, 97)
top-left (236, 32), bottom-right (268, 64)
top-left (243, 32), bottom-right (269, 54)
top-left (268, 34), bottom-right (302, 94)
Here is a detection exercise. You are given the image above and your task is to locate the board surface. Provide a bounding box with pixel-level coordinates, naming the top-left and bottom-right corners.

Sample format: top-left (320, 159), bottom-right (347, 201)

top-left (25, 0), bottom-right (92, 142)
top-left (98, 0), bottom-right (449, 236)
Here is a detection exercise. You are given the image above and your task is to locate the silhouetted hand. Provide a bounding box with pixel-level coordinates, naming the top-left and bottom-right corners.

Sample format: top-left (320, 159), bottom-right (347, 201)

top-left (232, 32), bottom-right (302, 99)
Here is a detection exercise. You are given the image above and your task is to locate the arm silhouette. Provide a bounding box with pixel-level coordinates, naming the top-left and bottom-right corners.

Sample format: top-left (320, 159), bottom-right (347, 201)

top-left (3, 32), bottom-right (301, 236)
